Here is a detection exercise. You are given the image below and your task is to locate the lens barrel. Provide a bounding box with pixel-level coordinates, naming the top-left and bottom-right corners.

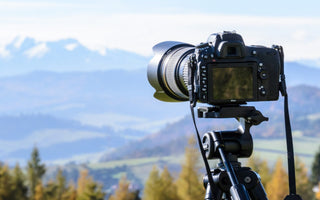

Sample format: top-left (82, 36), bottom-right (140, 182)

top-left (147, 41), bottom-right (195, 102)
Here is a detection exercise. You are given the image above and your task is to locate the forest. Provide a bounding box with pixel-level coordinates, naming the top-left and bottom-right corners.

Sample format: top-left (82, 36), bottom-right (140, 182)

top-left (1, 137), bottom-right (320, 200)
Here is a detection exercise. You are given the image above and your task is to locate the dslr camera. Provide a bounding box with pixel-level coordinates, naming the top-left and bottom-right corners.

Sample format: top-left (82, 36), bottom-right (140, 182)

top-left (147, 31), bottom-right (282, 105)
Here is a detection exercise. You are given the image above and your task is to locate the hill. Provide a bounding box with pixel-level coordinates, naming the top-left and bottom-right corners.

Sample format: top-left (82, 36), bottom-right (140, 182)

top-left (100, 85), bottom-right (320, 162)
top-left (0, 114), bottom-right (148, 165)
top-left (1, 37), bottom-right (320, 165)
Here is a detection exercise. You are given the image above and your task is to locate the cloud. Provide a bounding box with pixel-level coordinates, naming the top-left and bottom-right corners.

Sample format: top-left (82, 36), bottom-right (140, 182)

top-left (1, 13), bottom-right (320, 61)
top-left (65, 43), bottom-right (78, 51)
top-left (24, 43), bottom-right (49, 58)
top-left (0, 46), bottom-right (10, 58)
top-left (0, 1), bottom-right (78, 9)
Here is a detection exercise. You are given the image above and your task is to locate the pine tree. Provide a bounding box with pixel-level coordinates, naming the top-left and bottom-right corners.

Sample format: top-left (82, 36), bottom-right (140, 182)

top-left (63, 183), bottom-right (77, 200)
top-left (81, 181), bottom-right (105, 200)
top-left (159, 166), bottom-right (178, 200)
top-left (246, 154), bottom-right (271, 187)
top-left (11, 163), bottom-right (28, 200)
top-left (34, 181), bottom-right (44, 200)
top-left (295, 157), bottom-right (315, 200)
top-left (27, 146), bottom-right (46, 198)
top-left (266, 158), bottom-right (289, 200)
top-left (77, 169), bottom-right (91, 198)
top-left (44, 180), bottom-right (58, 200)
top-left (0, 164), bottom-right (14, 200)
top-left (176, 136), bottom-right (204, 200)
top-left (143, 166), bottom-right (161, 200)
top-left (109, 176), bottom-right (136, 200)
top-left (56, 169), bottom-right (67, 200)
top-left (312, 146), bottom-right (320, 185)
top-left (76, 169), bottom-right (105, 200)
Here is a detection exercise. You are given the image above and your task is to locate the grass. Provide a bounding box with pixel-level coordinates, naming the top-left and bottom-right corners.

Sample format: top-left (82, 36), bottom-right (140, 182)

top-left (88, 136), bottom-right (320, 184)
top-left (88, 156), bottom-right (182, 170)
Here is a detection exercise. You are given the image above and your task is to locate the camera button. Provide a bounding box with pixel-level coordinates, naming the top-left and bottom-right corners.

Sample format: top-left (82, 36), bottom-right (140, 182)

top-left (260, 87), bottom-right (266, 96)
top-left (259, 71), bottom-right (268, 79)
top-left (202, 95), bottom-right (207, 100)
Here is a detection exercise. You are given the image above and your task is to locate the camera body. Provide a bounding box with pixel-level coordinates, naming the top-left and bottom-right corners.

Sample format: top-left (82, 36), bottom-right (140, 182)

top-left (194, 32), bottom-right (281, 105)
top-left (147, 31), bottom-right (282, 105)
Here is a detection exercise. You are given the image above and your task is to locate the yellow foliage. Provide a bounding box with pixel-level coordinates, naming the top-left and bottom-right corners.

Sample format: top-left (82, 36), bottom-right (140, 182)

top-left (266, 158), bottom-right (289, 200)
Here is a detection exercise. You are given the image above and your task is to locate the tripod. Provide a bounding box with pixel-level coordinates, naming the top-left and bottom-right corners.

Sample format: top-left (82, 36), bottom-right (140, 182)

top-left (198, 105), bottom-right (269, 200)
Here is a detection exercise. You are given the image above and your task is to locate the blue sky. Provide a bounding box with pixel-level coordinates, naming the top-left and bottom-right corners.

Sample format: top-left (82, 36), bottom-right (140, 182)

top-left (0, 0), bottom-right (320, 62)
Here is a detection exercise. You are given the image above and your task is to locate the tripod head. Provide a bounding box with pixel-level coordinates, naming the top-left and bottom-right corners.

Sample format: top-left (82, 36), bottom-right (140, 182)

top-left (198, 105), bottom-right (268, 160)
top-left (196, 105), bottom-right (270, 200)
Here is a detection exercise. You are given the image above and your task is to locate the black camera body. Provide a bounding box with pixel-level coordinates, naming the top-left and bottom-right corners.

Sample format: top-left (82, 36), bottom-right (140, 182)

top-left (194, 32), bottom-right (281, 105)
top-left (147, 31), bottom-right (282, 105)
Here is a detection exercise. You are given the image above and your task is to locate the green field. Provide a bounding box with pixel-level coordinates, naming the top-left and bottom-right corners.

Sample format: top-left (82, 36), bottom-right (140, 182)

top-left (88, 136), bottom-right (320, 186)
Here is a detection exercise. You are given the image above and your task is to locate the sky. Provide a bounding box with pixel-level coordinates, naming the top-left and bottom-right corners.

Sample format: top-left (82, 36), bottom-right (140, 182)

top-left (0, 0), bottom-right (320, 62)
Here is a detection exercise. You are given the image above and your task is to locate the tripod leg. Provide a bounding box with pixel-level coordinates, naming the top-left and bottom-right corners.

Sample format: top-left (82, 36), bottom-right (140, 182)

top-left (211, 131), bottom-right (250, 200)
top-left (205, 183), bottom-right (223, 200)
top-left (248, 181), bottom-right (268, 200)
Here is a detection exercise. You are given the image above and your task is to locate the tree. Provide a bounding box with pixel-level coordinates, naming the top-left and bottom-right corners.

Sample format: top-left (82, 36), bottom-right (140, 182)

top-left (175, 136), bottom-right (204, 200)
top-left (295, 157), bottom-right (315, 200)
top-left (159, 166), bottom-right (178, 200)
top-left (246, 154), bottom-right (271, 187)
top-left (11, 163), bottom-right (28, 200)
top-left (312, 146), bottom-right (320, 185)
top-left (44, 180), bottom-right (59, 200)
top-left (143, 166), bottom-right (161, 200)
top-left (34, 181), bottom-right (44, 200)
top-left (27, 146), bottom-right (46, 198)
top-left (63, 183), bottom-right (77, 200)
top-left (56, 169), bottom-right (67, 200)
top-left (77, 170), bottom-right (91, 198)
top-left (76, 169), bottom-right (105, 200)
top-left (266, 158), bottom-right (289, 200)
top-left (109, 176), bottom-right (137, 200)
top-left (0, 164), bottom-right (14, 200)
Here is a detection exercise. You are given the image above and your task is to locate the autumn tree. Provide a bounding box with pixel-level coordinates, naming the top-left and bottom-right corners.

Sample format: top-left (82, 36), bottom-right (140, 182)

top-left (266, 158), bottom-right (289, 200)
top-left (64, 183), bottom-right (77, 200)
top-left (246, 154), bottom-right (271, 187)
top-left (0, 164), bottom-right (14, 200)
top-left (27, 146), bottom-right (46, 199)
top-left (295, 157), bottom-right (315, 200)
top-left (34, 181), bottom-right (44, 200)
top-left (176, 136), bottom-right (204, 200)
top-left (143, 166), bottom-right (161, 200)
top-left (159, 166), bottom-right (178, 200)
top-left (109, 175), bottom-right (139, 200)
top-left (11, 163), bottom-right (28, 200)
top-left (55, 169), bottom-right (68, 200)
top-left (76, 169), bottom-right (105, 200)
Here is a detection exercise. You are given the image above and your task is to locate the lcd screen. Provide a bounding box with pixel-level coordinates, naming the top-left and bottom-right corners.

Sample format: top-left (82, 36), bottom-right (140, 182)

top-left (212, 67), bottom-right (253, 100)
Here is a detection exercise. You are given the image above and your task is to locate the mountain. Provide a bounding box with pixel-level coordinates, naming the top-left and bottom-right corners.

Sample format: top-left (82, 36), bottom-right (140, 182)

top-left (0, 114), bottom-right (148, 165)
top-left (99, 85), bottom-right (320, 161)
top-left (1, 37), bottom-right (320, 165)
top-left (0, 69), bottom-right (188, 132)
top-left (1, 37), bottom-right (149, 76)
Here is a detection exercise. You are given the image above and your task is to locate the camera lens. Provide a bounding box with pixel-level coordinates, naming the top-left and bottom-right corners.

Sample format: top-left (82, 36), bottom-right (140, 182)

top-left (147, 41), bottom-right (194, 102)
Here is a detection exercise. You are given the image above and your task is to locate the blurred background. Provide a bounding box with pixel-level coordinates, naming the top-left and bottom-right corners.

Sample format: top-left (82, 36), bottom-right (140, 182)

top-left (0, 0), bottom-right (320, 199)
